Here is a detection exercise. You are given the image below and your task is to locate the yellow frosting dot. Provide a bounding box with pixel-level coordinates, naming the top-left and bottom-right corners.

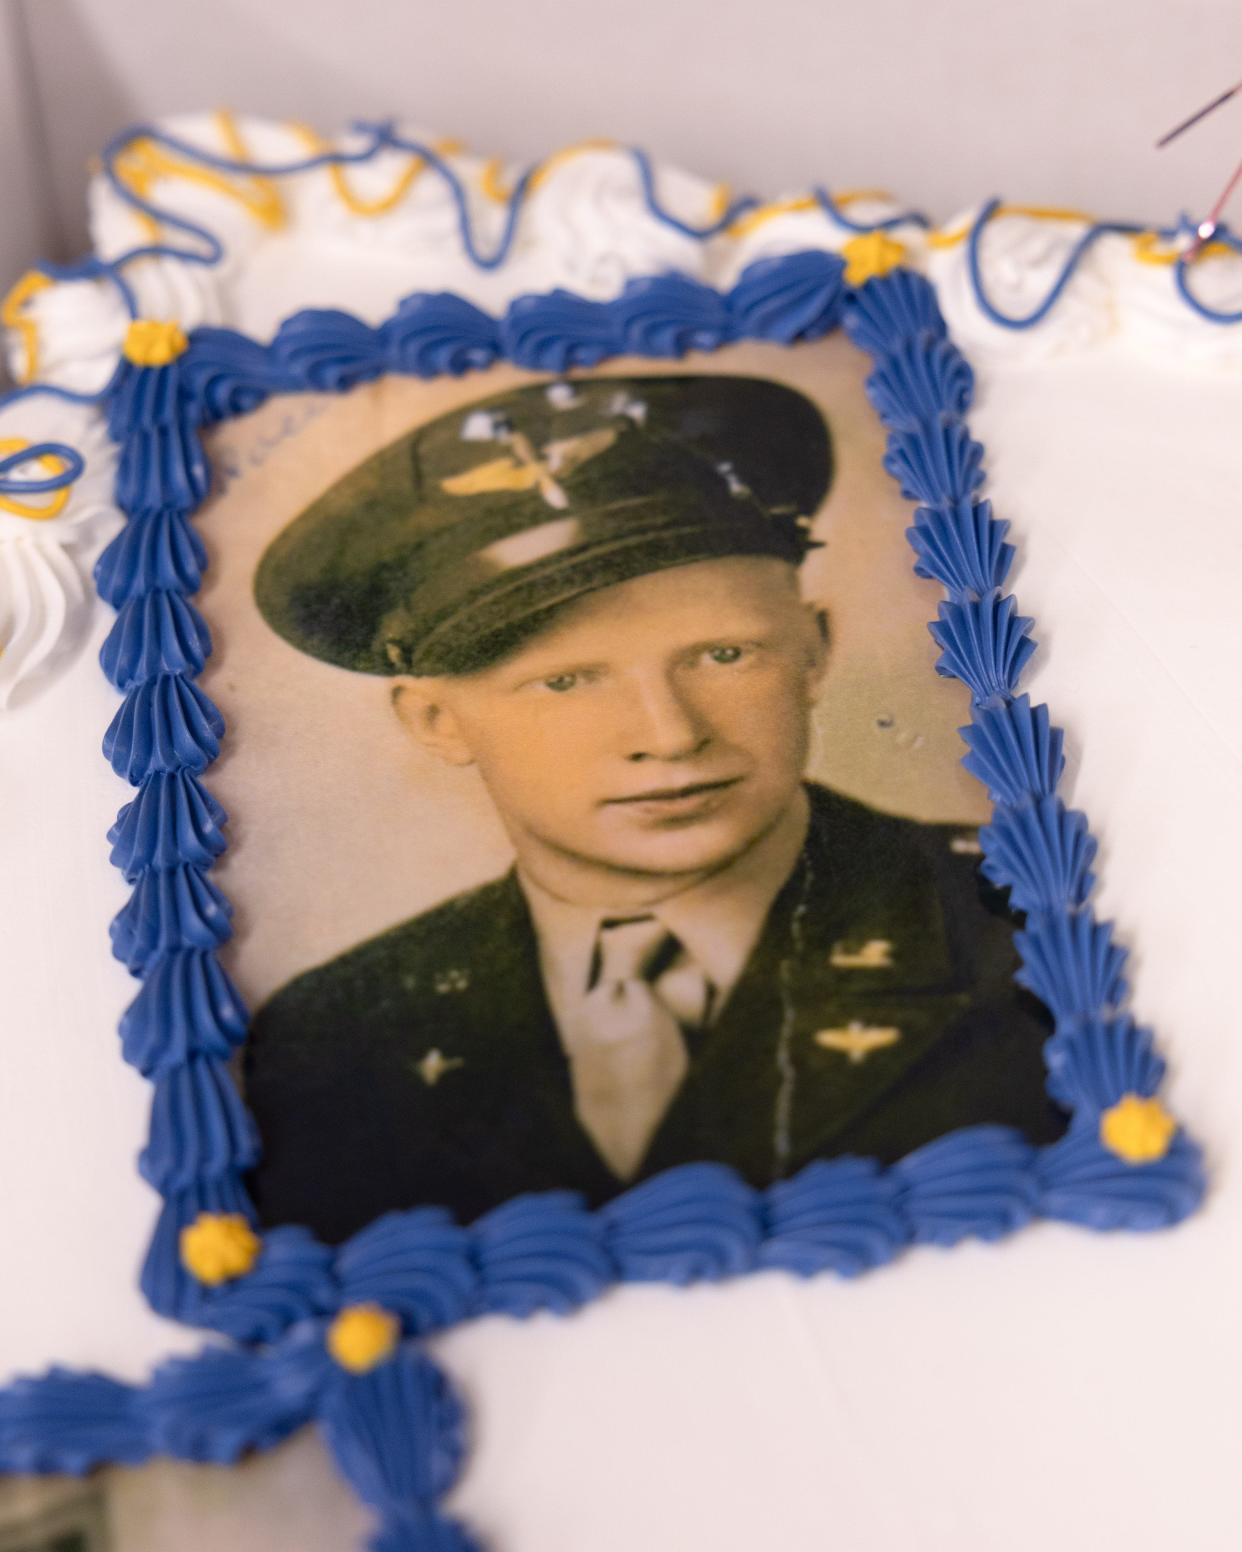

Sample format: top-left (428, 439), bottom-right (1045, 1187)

top-left (122, 318), bottom-right (190, 367)
top-left (327, 1304), bottom-right (402, 1373)
top-left (179, 1212), bottom-right (261, 1286)
top-left (1099, 1094), bottom-right (1178, 1165)
top-left (841, 231), bottom-right (909, 287)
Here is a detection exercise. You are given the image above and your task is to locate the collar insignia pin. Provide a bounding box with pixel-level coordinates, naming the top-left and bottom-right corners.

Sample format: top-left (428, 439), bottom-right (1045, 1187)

top-left (829, 938), bottom-right (894, 970)
top-left (814, 1022), bottom-right (902, 1064)
top-left (415, 1048), bottom-right (465, 1087)
top-left (434, 968), bottom-right (470, 994)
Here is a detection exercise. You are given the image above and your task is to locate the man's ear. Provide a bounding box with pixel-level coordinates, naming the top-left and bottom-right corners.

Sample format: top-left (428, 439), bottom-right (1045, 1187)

top-left (803, 605), bottom-right (830, 701)
top-left (390, 679), bottom-right (476, 767)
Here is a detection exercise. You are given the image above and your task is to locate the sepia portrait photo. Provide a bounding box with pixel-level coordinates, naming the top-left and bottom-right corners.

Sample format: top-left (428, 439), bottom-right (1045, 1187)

top-left (194, 336), bottom-right (1068, 1245)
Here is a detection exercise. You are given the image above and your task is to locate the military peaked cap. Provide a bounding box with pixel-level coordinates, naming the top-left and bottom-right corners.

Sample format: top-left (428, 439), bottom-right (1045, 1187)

top-left (254, 374), bottom-right (832, 675)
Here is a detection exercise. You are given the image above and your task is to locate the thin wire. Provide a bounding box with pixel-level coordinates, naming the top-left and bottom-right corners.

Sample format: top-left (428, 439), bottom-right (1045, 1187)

top-left (1186, 153), bottom-right (1242, 258)
top-left (1155, 81), bottom-right (1242, 149)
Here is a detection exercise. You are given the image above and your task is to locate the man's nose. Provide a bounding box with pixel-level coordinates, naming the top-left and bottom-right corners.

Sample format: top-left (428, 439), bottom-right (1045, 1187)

top-left (621, 673), bottom-right (711, 762)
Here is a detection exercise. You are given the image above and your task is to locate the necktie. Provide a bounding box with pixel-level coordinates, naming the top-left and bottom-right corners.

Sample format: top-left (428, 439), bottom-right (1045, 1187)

top-left (566, 915), bottom-right (711, 1181)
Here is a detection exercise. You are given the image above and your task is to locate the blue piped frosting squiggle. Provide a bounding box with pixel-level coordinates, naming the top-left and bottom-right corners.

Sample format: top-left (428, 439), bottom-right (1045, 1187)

top-left (180, 329), bottom-right (291, 423)
top-left (168, 258), bottom-right (849, 433)
top-left (139, 1056), bottom-right (259, 1192)
top-left (5, 1326), bottom-right (479, 1551)
top-left (929, 589), bottom-right (1037, 705)
top-left (1042, 1014), bottom-right (1165, 1112)
top-left (894, 1127), bottom-right (1039, 1246)
top-left (1014, 912), bottom-right (1129, 1021)
top-left (725, 250), bottom-right (845, 343)
top-left (842, 269), bottom-right (945, 356)
top-left (147, 1331), bottom-right (329, 1462)
top-left (110, 361), bottom-right (212, 517)
top-left (192, 1227), bottom-right (338, 1345)
top-left (907, 500), bottom-right (1014, 598)
top-left (139, 1170), bottom-right (255, 1320)
top-left (270, 310), bottom-right (388, 392)
top-left (335, 1210), bottom-right (478, 1335)
top-left (0, 1369), bottom-right (151, 1473)
top-left (612, 273), bottom-right (732, 357)
top-left (378, 293), bottom-right (502, 381)
top-left (841, 266), bottom-right (1201, 1248)
top-left (978, 796), bottom-right (1096, 914)
top-left (320, 1346), bottom-right (468, 1511)
top-left (1036, 1121), bottom-right (1202, 1231)
top-left (0, 439), bottom-right (85, 493)
top-left (110, 862), bottom-right (233, 971)
top-left (95, 508), bottom-right (208, 606)
top-left (99, 588), bottom-right (213, 692)
top-left (761, 1156), bottom-right (904, 1277)
top-left (108, 769), bottom-right (228, 880)
top-left (119, 948), bottom-right (247, 1075)
top-left (883, 419), bottom-right (986, 508)
top-left (103, 673), bottom-right (225, 781)
top-left (472, 1192), bottom-right (612, 1317)
top-left (958, 695), bottom-right (1064, 805)
top-left (500, 291), bottom-right (621, 372)
top-left (866, 335), bottom-right (974, 430)
top-left (601, 1163), bottom-right (763, 1284)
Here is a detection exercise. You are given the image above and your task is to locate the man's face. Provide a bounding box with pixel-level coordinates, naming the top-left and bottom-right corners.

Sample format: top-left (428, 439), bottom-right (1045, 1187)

top-left (403, 556), bottom-right (826, 894)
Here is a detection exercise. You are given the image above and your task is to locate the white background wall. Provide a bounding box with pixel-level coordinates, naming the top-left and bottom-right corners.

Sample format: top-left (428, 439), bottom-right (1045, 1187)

top-left (7, 0), bottom-right (1242, 271)
top-left (0, 3), bottom-right (56, 294)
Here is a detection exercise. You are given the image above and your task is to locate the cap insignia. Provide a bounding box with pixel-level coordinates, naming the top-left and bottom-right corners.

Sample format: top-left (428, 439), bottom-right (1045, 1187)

top-left (441, 426), bottom-right (619, 510)
top-left (460, 409), bottom-right (513, 442)
top-left (813, 1022), bottom-right (902, 1064)
top-left (715, 459), bottom-right (751, 498)
top-left (606, 390), bottom-right (647, 424)
top-left (545, 380), bottom-right (582, 408)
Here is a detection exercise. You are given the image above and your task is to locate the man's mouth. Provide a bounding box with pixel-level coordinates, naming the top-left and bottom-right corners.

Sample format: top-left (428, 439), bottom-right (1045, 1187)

top-left (605, 777), bottom-right (741, 806)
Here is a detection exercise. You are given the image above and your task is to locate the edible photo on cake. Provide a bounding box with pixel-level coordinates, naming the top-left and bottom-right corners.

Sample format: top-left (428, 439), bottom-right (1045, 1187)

top-left (192, 338), bottom-right (1069, 1244)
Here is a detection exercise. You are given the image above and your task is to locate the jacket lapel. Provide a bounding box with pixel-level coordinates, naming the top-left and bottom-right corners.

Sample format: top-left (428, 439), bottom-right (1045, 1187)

top-left (643, 785), bottom-right (970, 1182)
top-left (437, 871), bottom-right (621, 1204)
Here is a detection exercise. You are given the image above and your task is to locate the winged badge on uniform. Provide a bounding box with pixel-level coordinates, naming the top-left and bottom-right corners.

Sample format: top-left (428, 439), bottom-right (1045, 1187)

top-left (441, 425), bottom-right (621, 510)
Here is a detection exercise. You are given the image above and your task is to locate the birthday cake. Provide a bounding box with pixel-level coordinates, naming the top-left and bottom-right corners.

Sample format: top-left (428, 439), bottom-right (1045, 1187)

top-left (0, 115), bottom-right (1239, 1552)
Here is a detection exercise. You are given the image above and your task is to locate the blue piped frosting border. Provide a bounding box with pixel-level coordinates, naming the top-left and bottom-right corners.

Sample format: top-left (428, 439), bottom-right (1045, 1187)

top-left (0, 254), bottom-right (1204, 1551)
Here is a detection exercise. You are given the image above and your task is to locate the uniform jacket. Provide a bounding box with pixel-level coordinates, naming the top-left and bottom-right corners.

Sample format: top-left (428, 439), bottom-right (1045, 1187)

top-left (245, 784), bottom-right (1065, 1244)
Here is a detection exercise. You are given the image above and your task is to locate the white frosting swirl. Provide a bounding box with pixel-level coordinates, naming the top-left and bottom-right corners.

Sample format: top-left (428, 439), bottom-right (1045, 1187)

top-left (0, 402), bottom-right (117, 706)
top-left (1106, 237), bottom-right (1242, 364)
top-left (90, 112), bottom-right (301, 277)
top-left (5, 259), bottom-right (222, 398)
top-left (503, 147), bottom-right (715, 300)
top-left (0, 534), bottom-right (85, 707)
top-left (0, 400), bottom-right (115, 545)
top-left (927, 206), bottom-right (1117, 360)
top-left (285, 123), bottom-right (483, 252)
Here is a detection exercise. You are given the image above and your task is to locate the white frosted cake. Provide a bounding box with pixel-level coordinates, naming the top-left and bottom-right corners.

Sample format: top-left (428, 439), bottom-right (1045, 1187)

top-left (0, 116), bottom-right (1239, 1552)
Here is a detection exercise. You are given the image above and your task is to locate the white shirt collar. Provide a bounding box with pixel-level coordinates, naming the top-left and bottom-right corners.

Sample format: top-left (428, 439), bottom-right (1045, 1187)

top-left (518, 787), bottom-right (810, 1024)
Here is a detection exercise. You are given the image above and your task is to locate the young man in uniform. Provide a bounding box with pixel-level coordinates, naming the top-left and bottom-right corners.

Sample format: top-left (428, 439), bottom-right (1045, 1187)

top-left (246, 374), bottom-right (1064, 1243)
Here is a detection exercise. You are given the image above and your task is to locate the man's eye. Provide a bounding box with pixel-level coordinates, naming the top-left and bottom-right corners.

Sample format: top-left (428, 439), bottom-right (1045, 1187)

top-left (705, 645), bottom-right (746, 665)
top-left (542, 673), bottom-right (579, 693)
